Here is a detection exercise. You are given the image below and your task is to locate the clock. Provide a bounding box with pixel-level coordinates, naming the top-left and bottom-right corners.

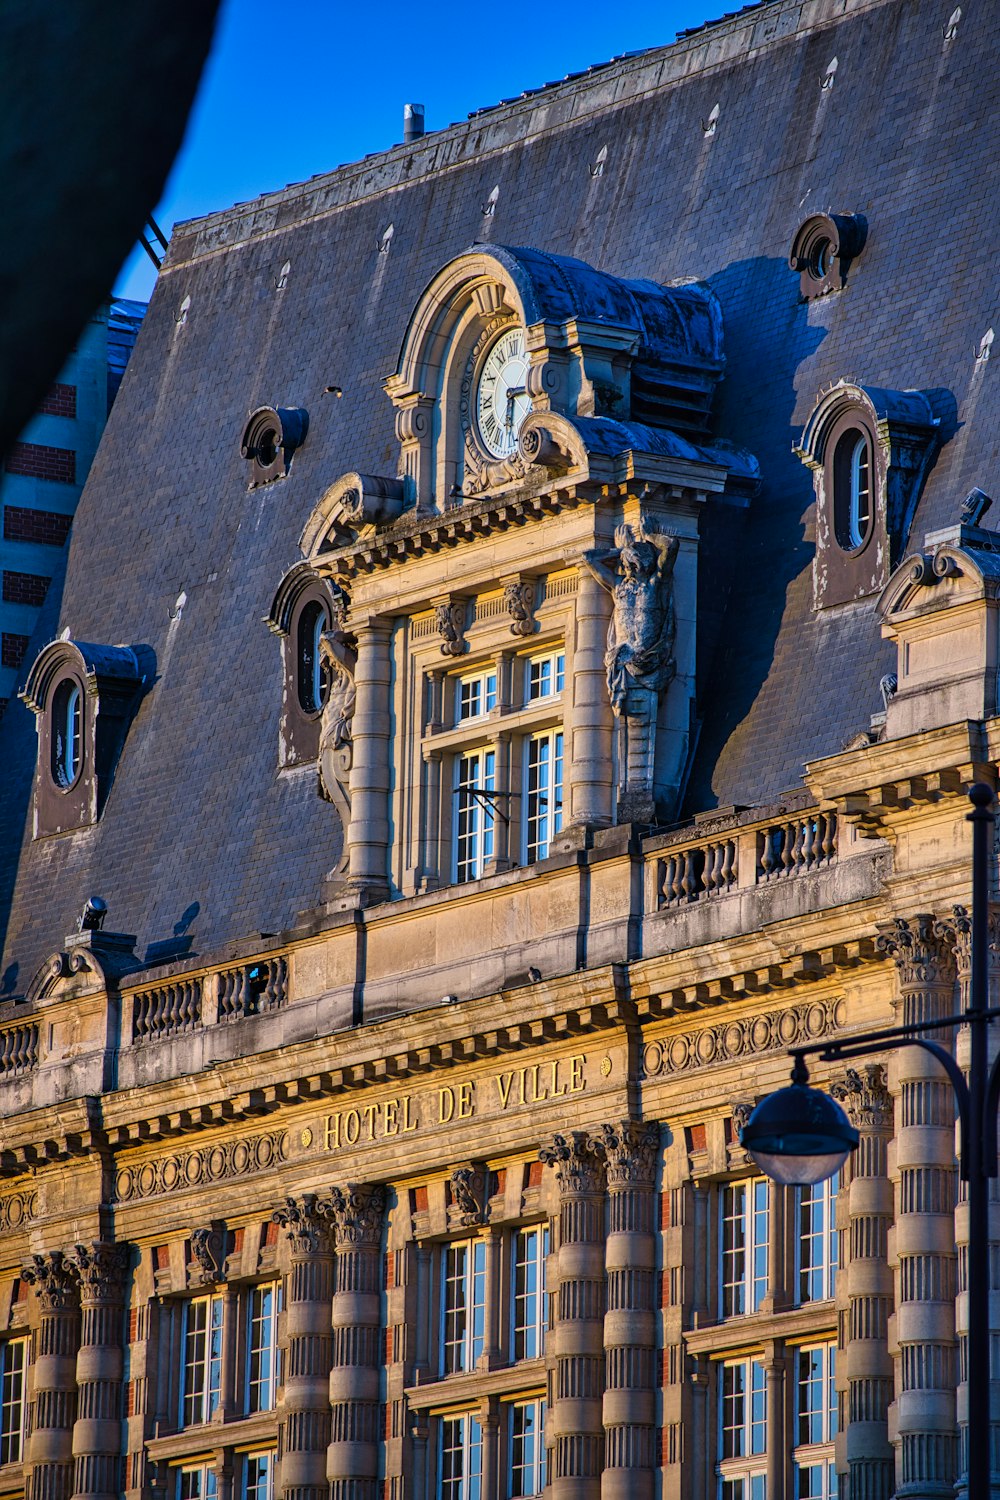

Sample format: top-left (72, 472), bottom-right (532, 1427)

top-left (475, 327), bottom-right (530, 460)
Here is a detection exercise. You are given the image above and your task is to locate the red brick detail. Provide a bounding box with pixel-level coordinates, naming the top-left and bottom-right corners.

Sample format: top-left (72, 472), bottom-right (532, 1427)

top-left (383, 1326), bottom-right (393, 1365)
top-left (527, 1160), bottom-right (544, 1187)
top-left (126, 1381), bottom-right (136, 1417)
top-left (384, 1251), bottom-right (395, 1290)
top-left (152, 1244), bottom-right (170, 1271)
top-left (493, 1167), bottom-right (506, 1195)
top-left (660, 1427), bottom-right (669, 1465)
top-left (38, 383), bottom-right (77, 419)
top-left (14, 1278), bottom-right (27, 1303)
top-left (660, 1270), bottom-right (669, 1309)
top-left (686, 1123), bottom-right (707, 1152)
top-left (128, 1308), bottom-right (138, 1343)
top-left (264, 1219), bottom-right (279, 1246)
top-left (383, 1402), bottom-right (392, 1440)
top-left (2, 569), bottom-right (50, 607)
top-left (5, 441), bottom-right (76, 484)
top-left (1, 633), bottom-right (29, 669)
top-left (660, 1191), bottom-right (670, 1230)
top-left (3, 504), bottom-right (73, 546)
top-left (232, 1227), bottom-right (245, 1252)
top-left (413, 1185), bottom-right (428, 1212)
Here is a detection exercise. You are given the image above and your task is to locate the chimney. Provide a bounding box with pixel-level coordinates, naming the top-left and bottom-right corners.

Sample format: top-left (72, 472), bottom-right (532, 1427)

top-left (404, 103), bottom-right (425, 144)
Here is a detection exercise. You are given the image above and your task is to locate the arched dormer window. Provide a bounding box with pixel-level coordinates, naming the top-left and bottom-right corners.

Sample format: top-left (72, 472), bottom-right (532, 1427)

top-left (265, 563), bottom-right (346, 767)
top-left (20, 638), bottom-right (145, 837)
top-left (795, 382), bottom-right (945, 608)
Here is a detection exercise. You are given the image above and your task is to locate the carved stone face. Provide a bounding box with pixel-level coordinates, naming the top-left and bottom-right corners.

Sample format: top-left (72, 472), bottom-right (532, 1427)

top-left (621, 539), bottom-right (657, 579)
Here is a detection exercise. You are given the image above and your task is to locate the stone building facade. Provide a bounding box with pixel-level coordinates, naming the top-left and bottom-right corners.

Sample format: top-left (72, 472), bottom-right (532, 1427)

top-left (0, 1), bottom-right (997, 1498)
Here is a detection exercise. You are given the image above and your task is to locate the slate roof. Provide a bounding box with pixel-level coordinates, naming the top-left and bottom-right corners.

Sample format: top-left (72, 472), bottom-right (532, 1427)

top-left (1, 0), bottom-right (997, 994)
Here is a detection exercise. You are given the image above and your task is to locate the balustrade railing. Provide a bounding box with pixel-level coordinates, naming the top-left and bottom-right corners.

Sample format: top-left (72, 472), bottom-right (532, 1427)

top-left (656, 809), bottom-right (838, 909)
top-left (0, 1023), bottom-right (38, 1077)
top-left (131, 978), bottom-right (202, 1041)
top-left (756, 811), bottom-right (837, 880)
top-left (659, 839), bottom-right (738, 906)
top-left (217, 956), bottom-right (288, 1021)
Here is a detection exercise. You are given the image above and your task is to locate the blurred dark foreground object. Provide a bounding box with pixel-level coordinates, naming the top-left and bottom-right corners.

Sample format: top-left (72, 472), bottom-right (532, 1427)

top-left (0, 1), bottom-right (222, 460)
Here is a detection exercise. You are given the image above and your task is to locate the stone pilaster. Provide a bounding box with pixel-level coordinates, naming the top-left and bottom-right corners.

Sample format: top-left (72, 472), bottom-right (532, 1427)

top-left (326, 1184), bottom-right (386, 1500)
top-left (830, 1066), bottom-right (895, 1500)
top-left (273, 1195), bottom-right (335, 1500)
top-left (22, 1252), bottom-right (81, 1500)
top-left (588, 1121), bottom-right (659, 1500)
top-left (345, 617), bottom-right (393, 904)
top-left (67, 1244), bottom-right (129, 1500)
top-left (566, 565), bottom-right (613, 830)
top-left (538, 1131), bottom-right (607, 1500)
top-left (876, 915), bottom-right (959, 1498)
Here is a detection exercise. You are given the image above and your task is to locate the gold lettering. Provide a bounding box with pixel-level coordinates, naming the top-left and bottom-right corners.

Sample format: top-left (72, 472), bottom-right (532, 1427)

top-left (363, 1103), bottom-right (380, 1141)
top-left (384, 1098), bottom-right (399, 1136)
top-left (401, 1095), bottom-right (418, 1133)
top-left (550, 1059), bottom-right (568, 1097)
top-left (344, 1108), bottom-right (361, 1146)
top-left (569, 1054), bottom-right (586, 1094)
top-left (325, 1112), bottom-right (341, 1151)
top-left (439, 1087), bottom-right (455, 1124)
top-left (457, 1081), bottom-right (475, 1119)
top-left (518, 1067), bottom-right (526, 1105)
top-left (496, 1072), bottom-right (515, 1110)
top-left (528, 1063), bottom-right (548, 1103)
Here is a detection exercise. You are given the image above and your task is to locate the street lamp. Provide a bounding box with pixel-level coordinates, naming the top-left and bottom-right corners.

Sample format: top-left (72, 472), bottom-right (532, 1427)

top-left (740, 782), bottom-right (999, 1499)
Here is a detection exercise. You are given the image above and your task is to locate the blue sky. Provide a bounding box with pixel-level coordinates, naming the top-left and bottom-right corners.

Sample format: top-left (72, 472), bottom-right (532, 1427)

top-left (115, 0), bottom-right (736, 301)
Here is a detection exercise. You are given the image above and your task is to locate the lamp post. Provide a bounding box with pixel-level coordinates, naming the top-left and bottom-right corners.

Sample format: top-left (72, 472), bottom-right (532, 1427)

top-left (741, 783), bottom-right (998, 1499)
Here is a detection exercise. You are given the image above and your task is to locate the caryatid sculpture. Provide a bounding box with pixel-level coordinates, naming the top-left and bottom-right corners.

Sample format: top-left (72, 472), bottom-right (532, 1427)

top-left (318, 627), bottom-right (356, 872)
top-left (582, 524), bottom-right (679, 822)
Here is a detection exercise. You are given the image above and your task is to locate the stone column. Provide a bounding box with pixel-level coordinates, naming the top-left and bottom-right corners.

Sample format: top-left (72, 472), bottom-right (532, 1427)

top-left (67, 1244), bottom-right (129, 1500)
top-left (566, 565), bottom-right (613, 831)
top-left (22, 1251), bottom-right (81, 1500)
top-left (538, 1131), bottom-right (607, 1500)
top-left (830, 1064), bottom-right (895, 1500)
top-left (327, 1184), bottom-right (386, 1500)
top-left (345, 617), bottom-right (393, 904)
top-left (763, 1343), bottom-right (787, 1500)
top-left (588, 1121), bottom-right (659, 1500)
top-left (876, 915), bottom-right (959, 1498)
top-left (273, 1195), bottom-right (335, 1500)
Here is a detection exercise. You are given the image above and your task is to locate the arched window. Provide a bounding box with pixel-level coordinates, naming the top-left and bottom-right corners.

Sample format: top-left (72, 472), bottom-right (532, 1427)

top-left (832, 428), bottom-right (873, 551)
top-left (296, 600), bottom-right (330, 714)
top-left (50, 678), bottom-right (82, 788)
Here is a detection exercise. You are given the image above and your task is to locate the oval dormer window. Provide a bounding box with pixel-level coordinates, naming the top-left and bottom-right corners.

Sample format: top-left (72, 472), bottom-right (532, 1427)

top-left (833, 428), bottom-right (873, 552)
top-left (296, 599), bottom-right (330, 715)
top-left (51, 678), bottom-right (82, 788)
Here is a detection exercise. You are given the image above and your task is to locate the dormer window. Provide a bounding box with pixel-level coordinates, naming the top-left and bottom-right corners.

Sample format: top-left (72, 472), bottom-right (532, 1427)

top-left (51, 677), bottom-right (83, 788)
top-left (265, 564), bottom-right (346, 768)
top-left (296, 600), bottom-right (330, 715)
top-left (832, 429), bottom-right (873, 552)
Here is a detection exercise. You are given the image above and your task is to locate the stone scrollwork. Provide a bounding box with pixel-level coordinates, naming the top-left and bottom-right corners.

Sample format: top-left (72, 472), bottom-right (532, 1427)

top-left (448, 1163), bottom-right (487, 1227)
top-left (69, 1241), bottom-right (131, 1299)
top-left (830, 1064), bottom-right (892, 1130)
top-left (875, 913), bottom-right (956, 986)
top-left (189, 1223), bottom-right (227, 1285)
top-left (588, 1120), bottom-right (660, 1186)
top-left (730, 1101), bottom-right (756, 1139)
top-left (272, 1193), bottom-right (334, 1256)
top-left (434, 597), bottom-right (466, 657)
top-left (539, 1131), bottom-right (606, 1194)
top-left (502, 577), bottom-right (535, 637)
top-left (642, 996), bottom-right (845, 1079)
top-left (21, 1250), bottom-right (80, 1311)
top-left (582, 523), bottom-right (680, 821)
top-left (328, 1183), bottom-right (386, 1247)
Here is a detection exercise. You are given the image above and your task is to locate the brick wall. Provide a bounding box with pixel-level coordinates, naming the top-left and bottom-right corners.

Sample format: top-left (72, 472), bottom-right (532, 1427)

top-left (2, 505), bottom-right (72, 547)
top-left (37, 383), bottom-right (78, 419)
top-left (2, 570), bottom-right (50, 607)
top-left (5, 441), bottom-right (76, 485)
top-left (1, 633), bottom-right (29, 670)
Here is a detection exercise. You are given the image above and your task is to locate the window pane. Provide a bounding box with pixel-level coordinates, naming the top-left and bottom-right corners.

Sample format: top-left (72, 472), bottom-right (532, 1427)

top-left (525, 730), bottom-right (563, 862)
top-left (0, 1337), bottom-right (27, 1465)
top-left (248, 1281), bottom-right (282, 1412)
top-left (244, 1452), bottom-right (274, 1500)
top-left (511, 1399), bottom-right (546, 1496)
top-left (513, 1226), bottom-right (548, 1361)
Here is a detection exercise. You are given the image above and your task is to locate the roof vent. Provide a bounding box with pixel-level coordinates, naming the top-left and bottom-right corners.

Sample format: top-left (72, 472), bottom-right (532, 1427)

top-left (404, 103), bottom-right (425, 144)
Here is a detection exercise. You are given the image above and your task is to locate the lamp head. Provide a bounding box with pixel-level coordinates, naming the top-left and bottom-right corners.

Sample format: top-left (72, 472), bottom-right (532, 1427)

top-left (739, 1065), bottom-right (858, 1186)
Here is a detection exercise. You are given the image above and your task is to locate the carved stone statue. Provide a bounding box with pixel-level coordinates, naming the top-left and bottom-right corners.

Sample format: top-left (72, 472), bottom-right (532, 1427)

top-left (582, 523), bottom-right (680, 821)
top-left (318, 628), bottom-right (356, 872)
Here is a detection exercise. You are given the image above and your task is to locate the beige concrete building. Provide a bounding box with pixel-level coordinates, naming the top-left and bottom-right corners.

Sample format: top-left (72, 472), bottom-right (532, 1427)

top-left (0, 2), bottom-right (997, 1499)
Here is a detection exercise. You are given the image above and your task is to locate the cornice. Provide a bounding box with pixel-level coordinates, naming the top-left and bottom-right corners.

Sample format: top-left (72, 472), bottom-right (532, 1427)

top-left (405, 1356), bottom-right (546, 1410)
top-left (684, 1301), bottom-right (836, 1357)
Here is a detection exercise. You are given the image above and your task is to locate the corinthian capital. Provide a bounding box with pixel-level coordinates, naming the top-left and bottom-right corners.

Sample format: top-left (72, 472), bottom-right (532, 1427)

top-left (21, 1250), bottom-right (79, 1311)
top-left (875, 914), bottom-right (956, 986)
top-left (588, 1120), bottom-right (660, 1188)
top-left (328, 1183), bottom-right (386, 1248)
top-left (68, 1242), bottom-right (130, 1301)
top-left (538, 1131), bottom-right (605, 1194)
top-left (830, 1064), bottom-right (892, 1130)
top-left (272, 1193), bottom-right (334, 1256)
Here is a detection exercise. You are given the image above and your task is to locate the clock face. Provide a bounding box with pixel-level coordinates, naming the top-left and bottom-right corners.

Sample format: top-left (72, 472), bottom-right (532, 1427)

top-left (475, 327), bottom-right (530, 460)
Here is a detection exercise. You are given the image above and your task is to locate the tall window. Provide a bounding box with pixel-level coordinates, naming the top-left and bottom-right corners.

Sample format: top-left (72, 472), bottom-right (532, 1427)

top-left (442, 1239), bottom-right (487, 1375)
top-left (296, 600), bottom-right (329, 714)
top-left (718, 1357), bottom-right (767, 1499)
top-left (794, 1343), bottom-right (837, 1498)
top-left (509, 1398), bottom-right (546, 1497)
top-left (178, 1466), bottom-right (218, 1500)
top-left (51, 677), bottom-right (82, 788)
top-left (457, 668), bottom-right (497, 723)
top-left (0, 1337), bottom-right (28, 1465)
top-left (247, 1280), bottom-right (282, 1412)
top-left (242, 1452), bottom-right (275, 1500)
top-left (832, 428), bottom-right (873, 550)
top-left (181, 1293), bottom-right (224, 1427)
top-left (721, 1179), bottom-right (769, 1317)
top-left (525, 651), bottom-right (564, 703)
top-left (524, 729), bottom-right (563, 863)
top-left (440, 1412), bottom-right (482, 1500)
top-left (512, 1226), bottom-right (548, 1361)
top-left (797, 1175), bottom-right (839, 1304)
top-left (455, 750), bottom-right (496, 882)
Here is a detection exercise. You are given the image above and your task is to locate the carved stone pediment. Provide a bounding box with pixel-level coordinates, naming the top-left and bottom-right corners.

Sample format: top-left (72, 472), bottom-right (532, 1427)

top-left (300, 471), bottom-right (406, 557)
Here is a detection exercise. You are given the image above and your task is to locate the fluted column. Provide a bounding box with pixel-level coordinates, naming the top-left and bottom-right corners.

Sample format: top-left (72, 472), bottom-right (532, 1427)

top-left (345, 617), bottom-right (393, 903)
top-left (539, 1131), bottom-right (606, 1500)
top-left (273, 1195), bottom-right (335, 1500)
top-left (22, 1252), bottom-right (81, 1500)
top-left (67, 1244), bottom-right (129, 1500)
top-left (588, 1121), bottom-right (658, 1500)
top-left (326, 1184), bottom-right (386, 1500)
top-left (876, 915), bottom-right (959, 1498)
top-left (566, 565), bottom-right (613, 830)
top-left (831, 1067), bottom-right (894, 1500)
